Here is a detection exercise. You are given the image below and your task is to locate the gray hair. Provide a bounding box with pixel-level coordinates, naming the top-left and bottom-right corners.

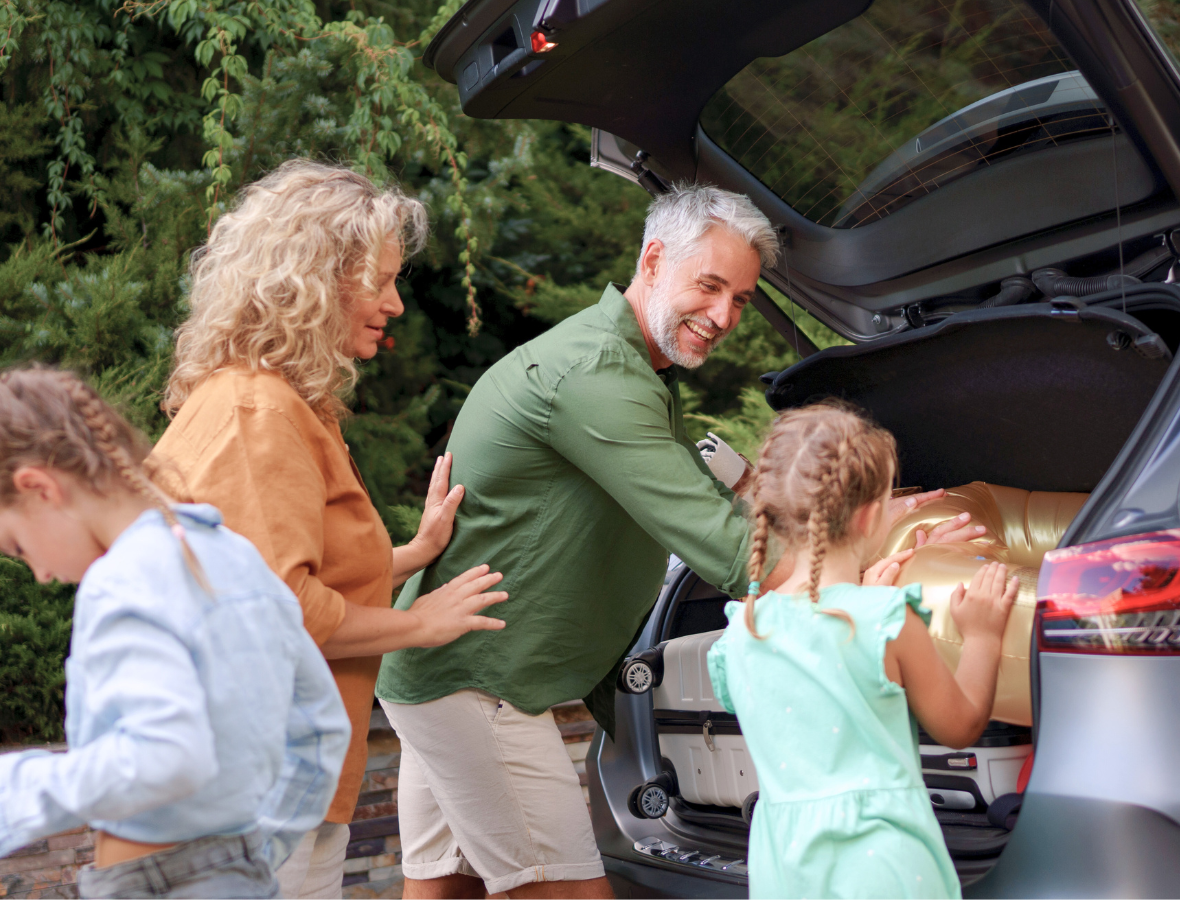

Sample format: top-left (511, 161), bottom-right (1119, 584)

top-left (637, 183), bottom-right (779, 277)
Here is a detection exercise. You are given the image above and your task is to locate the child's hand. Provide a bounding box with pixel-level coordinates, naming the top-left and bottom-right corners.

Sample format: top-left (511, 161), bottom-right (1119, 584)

top-left (949, 562), bottom-right (1018, 642)
top-left (410, 452), bottom-right (465, 562)
top-left (862, 548), bottom-right (914, 586)
top-left (405, 564), bottom-right (508, 648)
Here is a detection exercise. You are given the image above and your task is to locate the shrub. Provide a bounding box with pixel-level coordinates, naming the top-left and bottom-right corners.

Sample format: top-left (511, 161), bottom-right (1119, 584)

top-left (0, 560), bottom-right (74, 744)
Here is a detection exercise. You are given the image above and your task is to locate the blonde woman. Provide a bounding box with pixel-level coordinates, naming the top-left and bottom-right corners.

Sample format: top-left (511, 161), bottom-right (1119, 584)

top-left (148, 160), bottom-right (508, 899)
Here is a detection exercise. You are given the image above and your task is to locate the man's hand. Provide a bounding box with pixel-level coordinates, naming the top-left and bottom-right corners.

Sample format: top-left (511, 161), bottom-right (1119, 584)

top-left (696, 432), bottom-right (752, 492)
top-left (405, 564), bottom-right (508, 648)
top-left (888, 489), bottom-right (987, 546)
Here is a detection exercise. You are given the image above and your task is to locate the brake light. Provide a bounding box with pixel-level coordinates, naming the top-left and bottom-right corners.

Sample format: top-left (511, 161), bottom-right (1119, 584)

top-left (530, 31), bottom-right (557, 53)
top-left (1038, 530), bottom-right (1180, 654)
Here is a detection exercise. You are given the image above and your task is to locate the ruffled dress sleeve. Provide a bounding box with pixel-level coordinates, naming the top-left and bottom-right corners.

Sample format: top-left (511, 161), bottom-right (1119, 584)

top-left (877, 583), bottom-right (933, 693)
top-left (900, 582), bottom-right (932, 626)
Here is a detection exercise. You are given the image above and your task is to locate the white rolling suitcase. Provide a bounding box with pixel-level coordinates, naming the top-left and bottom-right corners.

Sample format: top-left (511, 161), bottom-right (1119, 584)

top-left (620, 629), bottom-right (760, 820)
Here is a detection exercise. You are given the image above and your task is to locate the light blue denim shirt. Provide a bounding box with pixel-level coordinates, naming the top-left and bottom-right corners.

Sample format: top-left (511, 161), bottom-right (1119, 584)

top-left (0, 505), bottom-right (350, 866)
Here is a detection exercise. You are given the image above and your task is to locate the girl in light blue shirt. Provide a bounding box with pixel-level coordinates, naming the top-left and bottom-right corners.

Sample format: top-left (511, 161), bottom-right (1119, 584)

top-left (0, 367), bottom-right (351, 898)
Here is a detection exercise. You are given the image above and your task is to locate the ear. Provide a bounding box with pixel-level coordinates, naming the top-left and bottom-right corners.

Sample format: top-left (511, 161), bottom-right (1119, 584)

top-left (11, 466), bottom-right (67, 506)
top-left (638, 239), bottom-right (665, 286)
top-left (852, 499), bottom-right (883, 536)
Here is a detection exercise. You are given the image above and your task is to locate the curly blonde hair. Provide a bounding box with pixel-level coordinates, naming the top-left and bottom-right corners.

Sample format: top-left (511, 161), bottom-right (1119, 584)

top-left (745, 402), bottom-right (898, 637)
top-left (163, 159), bottom-right (429, 420)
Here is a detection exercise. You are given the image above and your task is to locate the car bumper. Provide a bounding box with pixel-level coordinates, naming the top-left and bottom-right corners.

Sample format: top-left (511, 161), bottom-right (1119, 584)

top-left (603, 853), bottom-right (747, 899)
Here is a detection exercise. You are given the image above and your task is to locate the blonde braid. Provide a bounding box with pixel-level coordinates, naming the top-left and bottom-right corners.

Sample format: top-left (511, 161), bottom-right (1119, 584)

top-left (58, 373), bottom-right (212, 594)
top-left (806, 437), bottom-right (848, 605)
top-left (744, 506), bottom-right (772, 638)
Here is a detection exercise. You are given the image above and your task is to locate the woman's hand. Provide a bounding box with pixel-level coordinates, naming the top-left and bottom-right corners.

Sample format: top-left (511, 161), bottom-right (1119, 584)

top-left (320, 565), bottom-right (507, 658)
top-left (405, 564), bottom-right (508, 648)
top-left (414, 452), bottom-right (464, 557)
top-left (394, 453), bottom-right (465, 583)
top-left (862, 548), bottom-right (915, 586)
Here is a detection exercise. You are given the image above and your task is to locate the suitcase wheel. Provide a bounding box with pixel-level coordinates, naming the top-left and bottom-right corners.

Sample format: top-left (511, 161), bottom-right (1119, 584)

top-left (617, 648), bottom-right (663, 693)
top-left (628, 772), bottom-right (676, 819)
top-left (620, 658), bottom-right (655, 694)
top-left (741, 791), bottom-right (759, 825)
top-left (630, 782), bottom-right (669, 819)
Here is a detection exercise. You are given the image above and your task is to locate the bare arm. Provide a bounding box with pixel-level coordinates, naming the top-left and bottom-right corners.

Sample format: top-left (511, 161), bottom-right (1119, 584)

top-left (884, 562), bottom-right (1018, 748)
top-left (320, 565), bottom-right (507, 659)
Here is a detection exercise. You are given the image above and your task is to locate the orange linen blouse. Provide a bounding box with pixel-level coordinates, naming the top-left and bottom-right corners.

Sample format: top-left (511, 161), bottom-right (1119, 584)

top-left (148, 368), bottom-right (394, 823)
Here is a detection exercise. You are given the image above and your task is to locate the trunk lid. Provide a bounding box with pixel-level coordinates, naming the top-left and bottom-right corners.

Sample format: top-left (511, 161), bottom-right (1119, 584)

top-left (427, 0), bottom-right (1180, 339)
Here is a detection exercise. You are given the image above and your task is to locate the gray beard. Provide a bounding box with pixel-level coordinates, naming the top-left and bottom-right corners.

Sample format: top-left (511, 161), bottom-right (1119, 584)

top-left (646, 279), bottom-right (722, 369)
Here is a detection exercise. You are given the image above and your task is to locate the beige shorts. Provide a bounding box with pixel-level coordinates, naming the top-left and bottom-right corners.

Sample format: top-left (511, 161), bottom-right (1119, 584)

top-left (380, 690), bottom-right (604, 894)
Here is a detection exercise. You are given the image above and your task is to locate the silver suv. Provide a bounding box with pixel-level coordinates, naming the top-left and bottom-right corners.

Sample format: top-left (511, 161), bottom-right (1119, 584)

top-left (426, 0), bottom-right (1180, 894)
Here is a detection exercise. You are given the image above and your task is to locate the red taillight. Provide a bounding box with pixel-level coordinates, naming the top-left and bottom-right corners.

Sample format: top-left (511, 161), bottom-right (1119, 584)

top-left (1038, 530), bottom-right (1180, 655)
top-left (530, 31), bottom-right (557, 53)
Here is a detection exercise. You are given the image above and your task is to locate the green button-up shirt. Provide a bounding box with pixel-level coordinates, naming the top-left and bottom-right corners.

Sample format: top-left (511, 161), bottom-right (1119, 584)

top-left (375, 284), bottom-right (750, 732)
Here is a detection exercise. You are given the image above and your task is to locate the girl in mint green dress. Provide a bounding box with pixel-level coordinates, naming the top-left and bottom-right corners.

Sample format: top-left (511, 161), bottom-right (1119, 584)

top-left (708, 403), bottom-right (1018, 899)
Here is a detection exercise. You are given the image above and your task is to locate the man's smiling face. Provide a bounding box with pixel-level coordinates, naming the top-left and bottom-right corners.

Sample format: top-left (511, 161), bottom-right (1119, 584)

top-left (645, 225), bottom-right (762, 369)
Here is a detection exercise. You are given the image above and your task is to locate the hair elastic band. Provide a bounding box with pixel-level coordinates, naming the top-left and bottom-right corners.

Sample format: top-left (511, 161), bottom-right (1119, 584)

top-left (171, 523), bottom-right (187, 541)
top-left (748, 581), bottom-right (761, 596)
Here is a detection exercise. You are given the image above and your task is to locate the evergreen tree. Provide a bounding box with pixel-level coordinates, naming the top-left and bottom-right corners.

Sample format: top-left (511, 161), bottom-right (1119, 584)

top-left (0, 0), bottom-right (832, 741)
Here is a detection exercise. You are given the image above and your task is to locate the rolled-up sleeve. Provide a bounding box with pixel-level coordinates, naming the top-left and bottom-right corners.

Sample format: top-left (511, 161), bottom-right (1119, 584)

top-left (0, 606), bottom-right (216, 857)
top-left (177, 407), bottom-right (347, 645)
top-left (549, 355), bottom-right (750, 597)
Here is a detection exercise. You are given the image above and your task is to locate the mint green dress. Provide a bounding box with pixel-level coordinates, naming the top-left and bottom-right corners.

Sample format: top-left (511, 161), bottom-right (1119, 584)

top-left (706, 584), bottom-right (960, 900)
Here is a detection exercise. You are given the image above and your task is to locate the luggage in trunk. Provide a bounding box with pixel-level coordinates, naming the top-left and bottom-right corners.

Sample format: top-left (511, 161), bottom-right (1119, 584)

top-left (651, 629), bottom-right (757, 811)
top-left (645, 629), bottom-right (1032, 816)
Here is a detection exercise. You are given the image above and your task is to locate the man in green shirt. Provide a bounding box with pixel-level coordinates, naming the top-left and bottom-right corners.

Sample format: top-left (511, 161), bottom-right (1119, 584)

top-left (376, 186), bottom-right (963, 899)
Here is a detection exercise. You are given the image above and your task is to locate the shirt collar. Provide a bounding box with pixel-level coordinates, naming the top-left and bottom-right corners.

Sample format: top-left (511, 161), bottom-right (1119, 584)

top-left (598, 283), bottom-right (678, 384)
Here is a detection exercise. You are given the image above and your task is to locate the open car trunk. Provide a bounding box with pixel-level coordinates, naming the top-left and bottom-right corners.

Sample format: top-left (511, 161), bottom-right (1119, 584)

top-left (764, 286), bottom-right (1180, 878)
top-left (621, 286), bottom-right (1180, 888)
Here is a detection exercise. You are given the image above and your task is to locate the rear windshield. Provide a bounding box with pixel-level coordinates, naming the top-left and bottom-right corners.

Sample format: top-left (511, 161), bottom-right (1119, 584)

top-left (700, 0), bottom-right (1111, 229)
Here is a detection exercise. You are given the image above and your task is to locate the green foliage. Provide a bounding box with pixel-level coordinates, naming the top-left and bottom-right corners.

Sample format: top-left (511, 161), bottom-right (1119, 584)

top-left (0, 103), bottom-right (51, 236)
top-left (0, 0), bottom-right (670, 742)
top-left (0, 0), bottom-right (831, 743)
top-left (1137, 0), bottom-right (1180, 67)
top-left (0, 559), bottom-right (74, 744)
top-left (685, 386), bottom-right (779, 463)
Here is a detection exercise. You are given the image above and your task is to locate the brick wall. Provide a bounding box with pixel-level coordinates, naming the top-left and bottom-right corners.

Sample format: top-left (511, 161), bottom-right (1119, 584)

top-left (0, 701), bottom-right (597, 900)
top-left (0, 824), bottom-right (91, 899)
